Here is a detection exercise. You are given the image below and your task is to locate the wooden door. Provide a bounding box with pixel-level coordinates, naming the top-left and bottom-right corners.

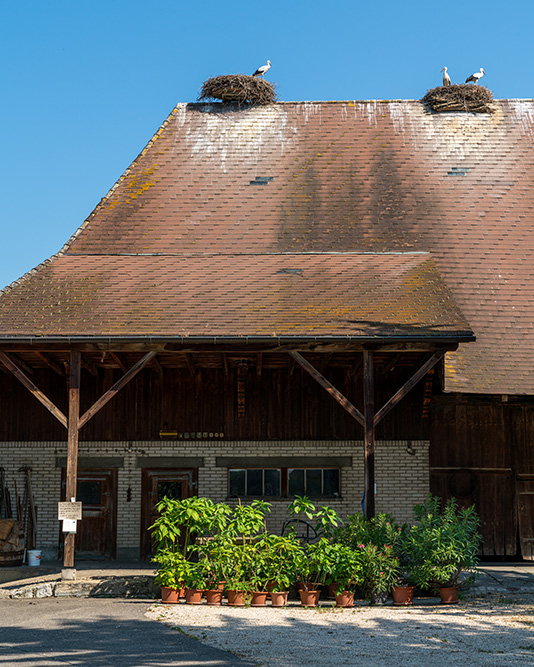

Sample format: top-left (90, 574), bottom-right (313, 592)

top-left (60, 468), bottom-right (117, 559)
top-left (140, 468), bottom-right (196, 560)
top-left (517, 476), bottom-right (534, 560)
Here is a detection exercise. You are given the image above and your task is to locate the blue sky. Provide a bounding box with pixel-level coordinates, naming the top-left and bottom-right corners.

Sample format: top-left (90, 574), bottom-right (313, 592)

top-left (1, 0), bottom-right (532, 288)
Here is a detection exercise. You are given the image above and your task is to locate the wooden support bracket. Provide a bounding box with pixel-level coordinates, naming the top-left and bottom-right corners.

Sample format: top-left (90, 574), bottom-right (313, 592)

top-left (289, 351), bottom-right (364, 426)
top-left (78, 351), bottom-right (157, 429)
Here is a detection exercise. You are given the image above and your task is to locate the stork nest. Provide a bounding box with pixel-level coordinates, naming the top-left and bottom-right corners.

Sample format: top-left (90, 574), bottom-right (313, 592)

top-left (198, 74), bottom-right (277, 105)
top-left (422, 84), bottom-right (494, 113)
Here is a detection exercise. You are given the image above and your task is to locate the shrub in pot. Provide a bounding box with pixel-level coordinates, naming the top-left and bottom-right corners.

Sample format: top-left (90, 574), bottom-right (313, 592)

top-left (358, 543), bottom-right (399, 604)
top-left (152, 548), bottom-right (191, 603)
top-left (296, 538), bottom-right (337, 605)
top-left (407, 495), bottom-right (482, 600)
top-left (328, 544), bottom-right (364, 607)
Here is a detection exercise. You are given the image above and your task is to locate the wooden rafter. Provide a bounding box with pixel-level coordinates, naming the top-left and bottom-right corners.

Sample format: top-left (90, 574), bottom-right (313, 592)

top-left (80, 355), bottom-right (98, 377)
top-left (289, 351), bottom-right (364, 426)
top-left (109, 351), bottom-right (127, 373)
top-left (185, 353), bottom-right (196, 379)
top-left (8, 352), bottom-right (34, 376)
top-left (222, 353), bottom-right (229, 376)
top-left (0, 351), bottom-right (67, 428)
top-left (35, 351), bottom-right (64, 376)
top-left (78, 351), bottom-right (157, 429)
top-left (374, 350), bottom-right (446, 426)
top-left (256, 353), bottom-right (263, 376)
top-left (379, 353), bottom-right (401, 378)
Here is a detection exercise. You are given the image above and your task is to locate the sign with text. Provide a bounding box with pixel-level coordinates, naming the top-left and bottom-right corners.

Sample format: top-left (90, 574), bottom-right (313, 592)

top-left (58, 501), bottom-right (82, 521)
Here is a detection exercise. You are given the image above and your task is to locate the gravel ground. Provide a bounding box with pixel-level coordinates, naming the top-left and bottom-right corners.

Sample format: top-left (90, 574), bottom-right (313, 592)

top-left (146, 595), bottom-right (534, 666)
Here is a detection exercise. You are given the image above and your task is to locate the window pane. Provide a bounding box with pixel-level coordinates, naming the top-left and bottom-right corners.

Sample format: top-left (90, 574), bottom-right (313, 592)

top-left (247, 469), bottom-right (263, 496)
top-left (229, 469), bottom-right (245, 497)
top-left (77, 481), bottom-right (101, 506)
top-left (157, 481), bottom-right (184, 501)
top-left (288, 469), bottom-right (305, 496)
top-left (323, 469), bottom-right (340, 496)
top-left (264, 469), bottom-right (280, 496)
top-left (306, 469), bottom-right (322, 496)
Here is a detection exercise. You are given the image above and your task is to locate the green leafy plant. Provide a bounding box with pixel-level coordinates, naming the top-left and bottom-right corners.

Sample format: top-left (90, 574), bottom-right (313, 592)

top-left (251, 533), bottom-right (303, 592)
top-left (358, 543), bottom-right (399, 597)
top-left (407, 494), bottom-right (482, 590)
top-left (298, 538), bottom-right (337, 590)
top-left (152, 548), bottom-right (191, 589)
top-left (328, 543), bottom-right (364, 593)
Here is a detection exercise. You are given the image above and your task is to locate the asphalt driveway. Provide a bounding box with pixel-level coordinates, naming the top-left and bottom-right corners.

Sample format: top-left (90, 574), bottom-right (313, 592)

top-left (0, 598), bottom-right (251, 666)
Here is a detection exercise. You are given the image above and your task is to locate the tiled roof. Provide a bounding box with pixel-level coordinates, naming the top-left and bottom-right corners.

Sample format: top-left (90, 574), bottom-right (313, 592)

top-left (3, 99), bottom-right (534, 393)
top-left (0, 254), bottom-right (469, 339)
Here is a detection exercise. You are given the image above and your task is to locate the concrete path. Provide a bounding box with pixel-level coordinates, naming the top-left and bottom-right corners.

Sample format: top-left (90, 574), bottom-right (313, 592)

top-left (0, 598), bottom-right (252, 666)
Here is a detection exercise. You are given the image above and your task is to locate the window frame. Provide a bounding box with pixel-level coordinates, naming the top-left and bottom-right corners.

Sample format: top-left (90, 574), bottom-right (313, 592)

top-left (227, 466), bottom-right (341, 499)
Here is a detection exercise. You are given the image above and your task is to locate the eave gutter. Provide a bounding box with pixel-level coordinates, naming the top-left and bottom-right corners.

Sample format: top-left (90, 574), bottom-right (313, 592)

top-left (0, 332), bottom-right (476, 345)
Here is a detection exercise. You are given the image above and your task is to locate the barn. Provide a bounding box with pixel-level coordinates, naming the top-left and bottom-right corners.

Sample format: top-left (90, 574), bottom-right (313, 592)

top-left (0, 99), bottom-right (532, 564)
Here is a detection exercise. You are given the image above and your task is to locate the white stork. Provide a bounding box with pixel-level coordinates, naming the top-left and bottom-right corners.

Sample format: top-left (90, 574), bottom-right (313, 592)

top-left (441, 67), bottom-right (451, 86)
top-left (252, 60), bottom-right (271, 78)
top-left (465, 68), bottom-right (485, 84)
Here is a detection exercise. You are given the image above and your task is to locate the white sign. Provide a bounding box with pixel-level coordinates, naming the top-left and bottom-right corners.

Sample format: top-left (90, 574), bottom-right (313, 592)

top-left (62, 519), bottom-right (77, 533)
top-left (58, 501), bottom-right (82, 521)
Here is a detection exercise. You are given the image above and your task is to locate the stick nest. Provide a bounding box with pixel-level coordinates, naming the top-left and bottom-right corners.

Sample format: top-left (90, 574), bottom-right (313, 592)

top-left (422, 84), bottom-right (495, 113)
top-left (198, 74), bottom-right (277, 105)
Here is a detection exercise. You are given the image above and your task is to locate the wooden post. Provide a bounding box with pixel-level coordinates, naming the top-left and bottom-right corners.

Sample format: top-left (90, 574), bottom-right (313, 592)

top-left (363, 350), bottom-right (375, 519)
top-left (64, 350), bottom-right (81, 569)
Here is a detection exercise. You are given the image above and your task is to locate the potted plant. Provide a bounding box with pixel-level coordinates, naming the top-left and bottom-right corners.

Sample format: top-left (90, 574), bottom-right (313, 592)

top-left (329, 543), bottom-right (363, 607)
top-left (254, 533), bottom-right (303, 607)
top-left (297, 538), bottom-right (336, 606)
top-left (183, 561), bottom-right (207, 604)
top-left (408, 495), bottom-right (482, 604)
top-left (391, 524), bottom-right (417, 606)
top-left (152, 548), bottom-right (191, 603)
top-left (359, 543), bottom-right (399, 605)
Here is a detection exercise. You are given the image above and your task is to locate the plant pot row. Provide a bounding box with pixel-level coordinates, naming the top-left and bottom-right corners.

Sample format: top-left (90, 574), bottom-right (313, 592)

top-left (162, 584), bottom-right (460, 607)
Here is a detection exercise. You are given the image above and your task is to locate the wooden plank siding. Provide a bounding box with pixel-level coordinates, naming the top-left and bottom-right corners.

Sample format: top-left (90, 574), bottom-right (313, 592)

top-left (0, 365), bottom-right (429, 442)
top-left (430, 396), bottom-right (534, 559)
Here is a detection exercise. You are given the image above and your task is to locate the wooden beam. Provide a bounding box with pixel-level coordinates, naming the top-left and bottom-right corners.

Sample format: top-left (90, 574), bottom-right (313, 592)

top-left (78, 351), bottom-right (156, 429)
top-left (363, 350), bottom-right (375, 519)
top-left (0, 351), bottom-right (68, 428)
top-left (374, 350), bottom-right (446, 426)
top-left (289, 356), bottom-right (296, 376)
top-left (349, 356), bottom-right (363, 378)
top-left (153, 355), bottom-right (164, 379)
top-left (256, 353), bottom-right (263, 376)
top-left (379, 353), bottom-right (401, 378)
top-left (222, 353), bottom-right (229, 376)
top-left (80, 355), bottom-right (98, 377)
top-left (289, 351), bottom-right (364, 426)
top-left (185, 353), bottom-right (196, 379)
top-left (64, 350), bottom-right (81, 569)
top-left (109, 351), bottom-right (127, 373)
top-left (8, 352), bottom-right (34, 376)
top-left (35, 352), bottom-right (64, 376)
top-left (319, 353), bottom-right (332, 374)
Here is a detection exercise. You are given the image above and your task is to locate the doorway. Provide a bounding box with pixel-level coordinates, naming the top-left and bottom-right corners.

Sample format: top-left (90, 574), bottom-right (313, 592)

top-left (140, 468), bottom-right (197, 560)
top-left (60, 468), bottom-right (117, 559)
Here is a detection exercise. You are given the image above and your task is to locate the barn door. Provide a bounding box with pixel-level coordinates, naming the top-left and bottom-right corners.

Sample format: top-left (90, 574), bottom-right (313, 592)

top-left (140, 468), bottom-right (197, 560)
top-left (517, 476), bottom-right (534, 560)
top-left (60, 468), bottom-right (117, 559)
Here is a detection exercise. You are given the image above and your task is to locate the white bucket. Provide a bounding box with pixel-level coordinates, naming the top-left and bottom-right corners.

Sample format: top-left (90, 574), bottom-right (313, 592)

top-left (27, 550), bottom-right (42, 566)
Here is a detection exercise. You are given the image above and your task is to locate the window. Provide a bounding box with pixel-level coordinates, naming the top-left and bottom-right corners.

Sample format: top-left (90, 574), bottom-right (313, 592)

top-left (228, 467), bottom-right (340, 498)
top-left (229, 469), bottom-right (281, 497)
top-left (288, 468), bottom-right (340, 497)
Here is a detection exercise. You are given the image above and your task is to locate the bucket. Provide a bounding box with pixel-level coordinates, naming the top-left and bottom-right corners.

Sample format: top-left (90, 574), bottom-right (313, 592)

top-left (27, 550), bottom-right (42, 566)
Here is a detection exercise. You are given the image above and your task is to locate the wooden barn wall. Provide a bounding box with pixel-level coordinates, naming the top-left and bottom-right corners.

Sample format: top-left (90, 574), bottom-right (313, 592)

top-left (430, 396), bottom-right (534, 560)
top-left (0, 365), bottom-right (428, 442)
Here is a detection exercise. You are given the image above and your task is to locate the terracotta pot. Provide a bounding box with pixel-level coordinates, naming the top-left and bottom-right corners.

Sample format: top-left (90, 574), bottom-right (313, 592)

top-left (185, 588), bottom-right (204, 605)
top-left (205, 589), bottom-right (223, 606)
top-left (299, 589), bottom-right (320, 607)
top-left (327, 582), bottom-right (339, 599)
top-left (270, 591), bottom-right (289, 607)
top-left (160, 586), bottom-right (183, 604)
top-left (335, 590), bottom-right (354, 608)
top-left (392, 585), bottom-right (415, 606)
top-left (227, 590), bottom-right (246, 607)
top-left (251, 591), bottom-right (269, 607)
top-left (439, 586), bottom-right (459, 604)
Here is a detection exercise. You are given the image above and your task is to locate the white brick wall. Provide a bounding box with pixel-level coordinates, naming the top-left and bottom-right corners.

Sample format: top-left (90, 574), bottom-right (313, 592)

top-left (0, 439), bottom-right (428, 558)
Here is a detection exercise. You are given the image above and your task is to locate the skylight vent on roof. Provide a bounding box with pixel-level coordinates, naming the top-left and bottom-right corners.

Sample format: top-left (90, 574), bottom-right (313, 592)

top-left (447, 167), bottom-right (471, 177)
top-left (276, 268), bottom-right (304, 276)
top-left (250, 176), bottom-right (275, 186)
